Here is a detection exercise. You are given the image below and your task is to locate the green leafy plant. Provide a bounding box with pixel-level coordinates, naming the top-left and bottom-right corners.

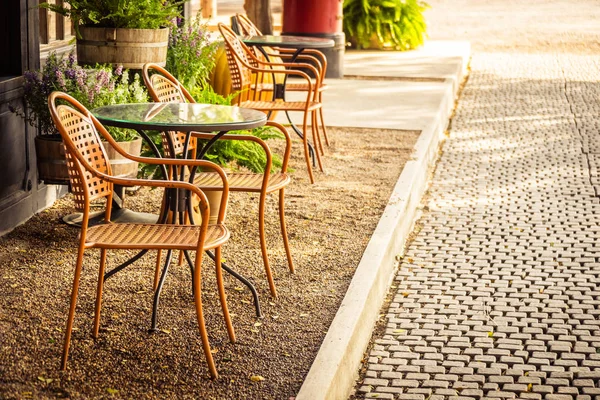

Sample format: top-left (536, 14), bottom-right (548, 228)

top-left (191, 86), bottom-right (284, 173)
top-left (166, 16), bottom-right (218, 90)
top-left (343, 0), bottom-right (429, 50)
top-left (14, 51), bottom-right (148, 141)
top-left (39, 0), bottom-right (185, 33)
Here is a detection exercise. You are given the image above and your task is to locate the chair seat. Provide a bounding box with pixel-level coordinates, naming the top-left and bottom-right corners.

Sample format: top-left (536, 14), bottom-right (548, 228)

top-left (85, 223), bottom-right (229, 250)
top-left (285, 81), bottom-right (328, 92)
top-left (254, 81), bottom-right (328, 92)
top-left (194, 172), bottom-right (290, 192)
top-left (240, 100), bottom-right (321, 112)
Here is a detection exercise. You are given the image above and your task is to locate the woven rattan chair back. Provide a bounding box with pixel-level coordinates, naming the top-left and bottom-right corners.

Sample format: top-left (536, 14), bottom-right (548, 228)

top-left (236, 14), bottom-right (262, 36)
top-left (53, 99), bottom-right (113, 211)
top-left (142, 64), bottom-right (198, 158)
top-left (219, 24), bottom-right (255, 103)
top-left (233, 15), bottom-right (265, 68)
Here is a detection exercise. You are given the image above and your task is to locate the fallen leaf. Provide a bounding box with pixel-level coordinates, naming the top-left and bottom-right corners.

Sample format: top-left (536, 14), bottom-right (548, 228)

top-left (211, 348), bottom-right (219, 354)
top-left (234, 286), bottom-right (244, 292)
top-left (269, 302), bottom-right (276, 306)
top-left (160, 329), bottom-right (171, 335)
top-left (241, 300), bottom-right (251, 304)
top-left (299, 313), bottom-right (309, 317)
top-left (250, 375), bottom-right (265, 382)
top-left (254, 322), bottom-right (262, 327)
top-left (393, 329), bottom-right (405, 334)
top-left (106, 388), bottom-right (119, 395)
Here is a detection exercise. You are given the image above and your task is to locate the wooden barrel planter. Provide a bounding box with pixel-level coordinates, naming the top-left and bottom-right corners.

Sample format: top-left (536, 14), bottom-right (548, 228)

top-left (35, 135), bottom-right (142, 185)
top-left (76, 27), bottom-right (169, 69)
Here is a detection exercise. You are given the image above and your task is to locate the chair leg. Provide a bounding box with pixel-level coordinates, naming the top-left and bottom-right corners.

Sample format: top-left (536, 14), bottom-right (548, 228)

top-left (153, 250), bottom-right (162, 291)
top-left (215, 246), bottom-right (236, 342)
top-left (93, 248), bottom-right (108, 339)
top-left (61, 246), bottom-right (86, 370)
top-left (302, 113), bottom-right (315, 184)
top-left (192, 253), bottom-right (218, 379)
top-left (313, 109), bottom-right (325, 156)
top-left (178, 250), bottom-right (184, 266)
top-left (319, 105), bottom-right (330, 147)
top-left (151, 250), bottom-right (173, 331)
top-left (311, 111), bottom-right (324, 172)
top-left (278, 188), bottom-right (294, 273)
top-left (259, 191), bottom-right (277, 297)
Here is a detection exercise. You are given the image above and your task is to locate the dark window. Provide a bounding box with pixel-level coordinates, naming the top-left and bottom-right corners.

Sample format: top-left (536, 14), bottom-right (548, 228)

top-left (0, 1), bottom-right (22, 80)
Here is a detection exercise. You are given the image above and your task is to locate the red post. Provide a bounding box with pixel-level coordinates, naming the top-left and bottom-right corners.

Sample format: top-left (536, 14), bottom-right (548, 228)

top-left (282, 0), bottom-right (342, 34)
top-left (282, 0), bottom-right (345, 78)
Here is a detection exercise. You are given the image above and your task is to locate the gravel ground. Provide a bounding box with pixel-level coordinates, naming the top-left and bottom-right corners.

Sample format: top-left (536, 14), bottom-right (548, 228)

top-left (0, 127), bottom-right (418, 399)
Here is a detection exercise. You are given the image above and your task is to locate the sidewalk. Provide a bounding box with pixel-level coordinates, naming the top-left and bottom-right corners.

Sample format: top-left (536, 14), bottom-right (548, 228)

top-left (344, 37), bottom-right (600, 400)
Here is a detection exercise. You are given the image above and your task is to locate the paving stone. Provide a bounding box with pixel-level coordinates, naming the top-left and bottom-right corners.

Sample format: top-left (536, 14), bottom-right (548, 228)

top-left (363, 378), bottom-right (390, 387)
top-left (391, 379), bottom-right (419, 388)
top-left (365, 393), bottom-right (394, 399)
top-left (397, 395), bottom-right (425, 400)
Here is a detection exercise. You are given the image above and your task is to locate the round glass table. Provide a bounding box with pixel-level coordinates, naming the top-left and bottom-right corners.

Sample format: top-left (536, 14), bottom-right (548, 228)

top-left (91, 102), bottom-right (268, 320)
top-left (241, 34), bottom-right (335, 50)
top-left (93, 102), bottom-right (267, 134)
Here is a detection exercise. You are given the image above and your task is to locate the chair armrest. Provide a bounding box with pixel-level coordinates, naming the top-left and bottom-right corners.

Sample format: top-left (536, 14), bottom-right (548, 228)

top-left (191, 120), bottom-right (291, 173)
top-left (264, 52), bottom-right (324, 76)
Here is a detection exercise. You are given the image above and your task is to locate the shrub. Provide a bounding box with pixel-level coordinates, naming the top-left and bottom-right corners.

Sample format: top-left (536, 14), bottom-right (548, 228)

top-left (343, 0), bottom-right (429, 50)
top-left (15, 51), bottom-right (148, 141)
top-left (166, 16), bottom-right (219, 91)
top-left (39, 0), bottom-right (185, 31)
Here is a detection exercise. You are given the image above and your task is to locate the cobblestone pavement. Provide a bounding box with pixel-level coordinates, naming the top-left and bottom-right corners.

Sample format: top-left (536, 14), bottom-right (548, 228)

top-left (352, 15), bottom-right (600, 400)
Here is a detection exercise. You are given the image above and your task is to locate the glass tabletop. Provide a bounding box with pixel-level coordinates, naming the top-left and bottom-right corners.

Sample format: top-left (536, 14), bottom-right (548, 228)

top-left (242, 35), bottom-right (335, 49)
top-left (92, 103), bottom-right (267, 132)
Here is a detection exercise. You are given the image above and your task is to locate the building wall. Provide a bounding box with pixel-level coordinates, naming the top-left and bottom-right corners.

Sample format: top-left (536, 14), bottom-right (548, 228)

top-left (0, 0), bottom-right (68, 236)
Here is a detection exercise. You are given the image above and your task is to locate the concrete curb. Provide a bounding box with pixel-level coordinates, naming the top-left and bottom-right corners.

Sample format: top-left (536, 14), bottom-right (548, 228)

top-left (295, 75), bottom-right (460, 400)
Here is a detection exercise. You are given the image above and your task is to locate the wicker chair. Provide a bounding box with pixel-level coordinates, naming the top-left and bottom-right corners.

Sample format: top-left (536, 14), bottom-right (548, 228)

top-left (142, 63), bottom-right (295, 298)
top-left (48, 91), bottom-right (232, 379)
top-left (234, 13), bottom-right (331, 150)
top-left (218, 22), bottom-right (325, 184)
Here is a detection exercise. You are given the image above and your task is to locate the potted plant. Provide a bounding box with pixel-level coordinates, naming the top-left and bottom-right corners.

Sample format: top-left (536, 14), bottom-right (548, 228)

top-left (343, 0), bottom-right (429, 50)
top-left (14, 52), bottom-right (148, 184)
top-left (40, 0), bottom-right (185, 68)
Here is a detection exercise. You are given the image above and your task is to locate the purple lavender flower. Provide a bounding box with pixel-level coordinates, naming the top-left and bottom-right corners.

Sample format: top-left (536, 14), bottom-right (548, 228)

top-left (67, 52), bottom-right (76, 67)
top-left (55, 70), bottom-right (67, 90)
top-left (96, 70), bottom-right (110, 87)
top-left (75, 69), bottom-right (86, 89)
